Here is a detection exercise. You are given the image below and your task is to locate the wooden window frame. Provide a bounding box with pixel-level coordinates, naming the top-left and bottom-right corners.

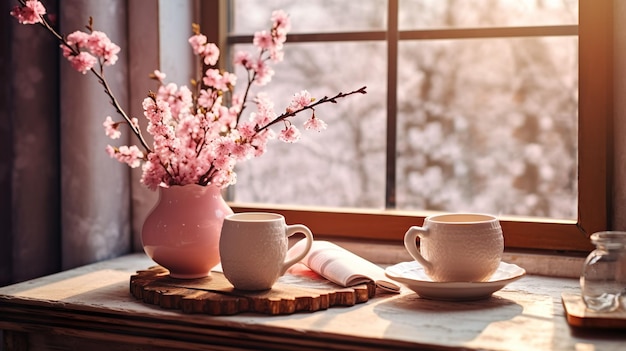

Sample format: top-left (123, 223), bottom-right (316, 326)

top-left (203, 0), bottom-right (609, 253)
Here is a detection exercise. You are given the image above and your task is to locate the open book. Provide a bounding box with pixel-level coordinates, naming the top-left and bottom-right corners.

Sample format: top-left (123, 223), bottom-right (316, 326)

top-left (287, 240), bottom-right (400, 293)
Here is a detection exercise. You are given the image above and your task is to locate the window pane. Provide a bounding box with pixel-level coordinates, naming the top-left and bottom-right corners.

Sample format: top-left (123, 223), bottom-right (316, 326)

top-left (232, 0), bottom-right (387, 34)
top-left (396, 36), bottom-right (578, 219)
top-left (399, 0), bottom-right (578, 30)
top-left (231, 42), bottom-right (387, 208)
top-left (228, 1), bottom-right (580, 220)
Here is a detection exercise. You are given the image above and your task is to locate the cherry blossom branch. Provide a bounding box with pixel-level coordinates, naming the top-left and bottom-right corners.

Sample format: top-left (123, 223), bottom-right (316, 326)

top-left (21, 1), bottom-right (153, 153)
top-left (235, 50), bottom-right (265, 125)
top-left (236, 69), bottom-right (257, 125)
top-left (255, 86), bottom-right (368, 134)
top-left (94, 64), bottom-right (152, 153)
top-left (13, 2), bottom-right (368, 189)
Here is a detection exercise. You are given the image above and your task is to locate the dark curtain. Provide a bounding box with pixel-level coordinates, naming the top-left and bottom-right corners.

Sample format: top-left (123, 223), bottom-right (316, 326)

top-left (0, 0), bottom-right (132, 286)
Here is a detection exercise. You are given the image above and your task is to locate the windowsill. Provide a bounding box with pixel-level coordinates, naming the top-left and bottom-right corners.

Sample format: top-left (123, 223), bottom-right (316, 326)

top-left (1, 250), bottom-right (622, 350)
top-left (315, 236), bottom-right (588, 278)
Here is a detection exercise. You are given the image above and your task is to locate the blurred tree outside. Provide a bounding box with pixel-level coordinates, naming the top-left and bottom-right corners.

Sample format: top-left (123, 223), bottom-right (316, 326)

top-left (229, 0), bottom-right (578, 219)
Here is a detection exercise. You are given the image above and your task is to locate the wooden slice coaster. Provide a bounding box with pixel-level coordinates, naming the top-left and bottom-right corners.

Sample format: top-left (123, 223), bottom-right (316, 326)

top-left (130, 264), bottom-right (375, 315)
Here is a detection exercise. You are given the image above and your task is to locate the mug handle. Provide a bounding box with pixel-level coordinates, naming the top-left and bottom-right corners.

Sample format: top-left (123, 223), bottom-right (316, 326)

top-left (281, 224), bottom-right (314, 275)
top-left (404, 226), bottom-right (433, 271)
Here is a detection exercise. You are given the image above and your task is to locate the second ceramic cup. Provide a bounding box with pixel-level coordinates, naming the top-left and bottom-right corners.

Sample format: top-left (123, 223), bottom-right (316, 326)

top-left (404, 213), bottom-right (504, 282)
top-left (219, 212), bottom-right (314, 290)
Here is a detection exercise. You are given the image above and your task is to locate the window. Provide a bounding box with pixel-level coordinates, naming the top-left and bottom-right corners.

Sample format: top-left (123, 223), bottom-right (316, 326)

top-left (201, 0), bottom-right (610, 252)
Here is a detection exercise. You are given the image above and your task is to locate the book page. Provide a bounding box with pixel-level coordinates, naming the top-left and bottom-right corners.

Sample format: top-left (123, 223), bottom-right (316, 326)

top-left (288, 240), bottom-right (400, 293)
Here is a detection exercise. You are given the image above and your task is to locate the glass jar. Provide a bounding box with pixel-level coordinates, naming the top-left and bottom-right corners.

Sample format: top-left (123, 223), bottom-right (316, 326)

top-left (580, 231), bottom-right (626, 312)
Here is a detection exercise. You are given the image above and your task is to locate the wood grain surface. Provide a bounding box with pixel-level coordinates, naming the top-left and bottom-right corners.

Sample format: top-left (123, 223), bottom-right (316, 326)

top-left (562, 292), bottom-right (626, 329)
top-left (130, 265), bottom-right (375, 315)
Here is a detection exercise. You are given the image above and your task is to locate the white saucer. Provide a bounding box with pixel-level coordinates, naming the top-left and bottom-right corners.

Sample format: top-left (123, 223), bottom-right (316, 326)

top-left (385, 261), bottom-right (526, 301)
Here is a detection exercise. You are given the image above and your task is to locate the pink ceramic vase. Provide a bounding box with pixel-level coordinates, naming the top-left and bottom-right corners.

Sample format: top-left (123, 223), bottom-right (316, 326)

top-left (141, 184), bottom-right (233, 279)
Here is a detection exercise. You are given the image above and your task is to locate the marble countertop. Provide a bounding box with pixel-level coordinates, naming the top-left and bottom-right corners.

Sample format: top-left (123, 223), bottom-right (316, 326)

top-left (0, 253), bottom-right (624, 350)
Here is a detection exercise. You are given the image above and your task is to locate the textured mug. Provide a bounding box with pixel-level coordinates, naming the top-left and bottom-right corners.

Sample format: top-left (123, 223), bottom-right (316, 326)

top-left (404, 213), bottom-right (504, 282)
top-left (219, 212), bottom-right (314, 290)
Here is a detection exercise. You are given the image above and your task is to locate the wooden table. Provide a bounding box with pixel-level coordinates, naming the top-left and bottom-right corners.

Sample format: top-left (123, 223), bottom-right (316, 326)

top-left (1, 253), bottom-right (625, 351)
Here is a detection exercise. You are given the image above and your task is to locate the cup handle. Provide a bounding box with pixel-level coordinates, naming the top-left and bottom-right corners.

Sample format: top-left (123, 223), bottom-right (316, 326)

top-left (281, 224), bottom-right (314, 275)
top-left (404, 226), bottom-right (433, 271)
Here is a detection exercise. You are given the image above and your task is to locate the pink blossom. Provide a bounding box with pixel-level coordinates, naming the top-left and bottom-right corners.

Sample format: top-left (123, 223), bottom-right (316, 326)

top-left (64, 30), bottom-right (120, 66)
top-left (102, 42), bottom-right (120, 65)
top-left (213, 155), bottom-right (235, 171)
top-left (159, 84), bottom-right (193, 120)
top-left (216, 106), bottom-right (237, 128)
top-left (158, 82), bottom-right (178, 98)
top-left (202, 69), bottom-right (221, 88)
top-left (270, 49), bottom-right (284, 63)
top-left (251, 141), bottom-right (268, 157)
top-left (251, 94), bottom-right (276, 126)
top-left (141, 154), bottom-right (169, 190)
top-left (231, 142), bottom-right (253, 160)
top-left (252, 60), bottom-right (274, 86)
top-left (188, 34), bottom-right (207, 55)
top-left (142, 97), bottom-right (171, 124)
top-left (103, 116), bottom-right (121, 139)
top-left (86, 31), bottom-right (120, 65)
top-left (288, 90), bottom-right (312, 112)
top-left (253, 31), bottom-right (273, 50)
top-left (237, 122), bottom-right (257, 140)
top-left (106, 145), bottom-right (144, 168)
top-left (278, 125), bottom-right (301, 143)
top-left (211, 169), bottom-right (237, 188)
top-left (142, 98), bottom-right (160, 123)
top-left (271, 10), bottom-right (291, 36)
top-left (203, 69), bottom-right (231, 91)
top-left (273, 31), bottom-right (288, 46)
top-left (130, 117), bottom-right (140, 130)
top-left (147, 123), bottom-right (171, 138)
top-left (304, 116), bottom-right (327, 132)
top-left (153, 70), bottom-right (166, 82)
top-left (68, 51), bottom-right (97, 74)
top-left (66, 31), bottom-right (90, 47)
top-left (221, 71), bottom-right (237, 88)
top-left (234, 51), bottom-right (253, 69)
top-left (188, 34), bottom-right (219, 66)
top-left (250, 110), bottom-right (272, 128)
top-left (202, 43), bottom-right (220, 66)
top-left (197, 89), bottom-right (216, 109)
top-left (62, 31), bottom-right (103, 73)
top-left (249, 130), bottom-right (273, 157)
top-left (86, 31), bottom-right (109, 52)
top-left (176, 115), bottom-right (199, 140)
top-left (214, 136), bottom-right (235, 157)
top-left (10, 0), bottom-right (46, 24)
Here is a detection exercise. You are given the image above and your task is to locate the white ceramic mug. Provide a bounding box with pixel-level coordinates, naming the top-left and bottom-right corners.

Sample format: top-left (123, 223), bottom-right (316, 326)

top-left (219, 212), bottom-right (314, 290)
top-left (404, 213), bottom-right (504, 282)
